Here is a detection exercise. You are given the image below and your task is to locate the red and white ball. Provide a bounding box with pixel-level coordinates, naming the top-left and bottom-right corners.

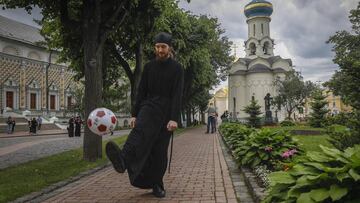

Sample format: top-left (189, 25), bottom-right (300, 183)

top-left (87, 108), bottom-right (117, 136)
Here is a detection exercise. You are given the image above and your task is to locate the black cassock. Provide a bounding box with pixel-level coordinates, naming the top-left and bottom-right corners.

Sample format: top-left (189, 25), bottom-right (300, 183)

top-left (123, 57), bottom-right (184, 189)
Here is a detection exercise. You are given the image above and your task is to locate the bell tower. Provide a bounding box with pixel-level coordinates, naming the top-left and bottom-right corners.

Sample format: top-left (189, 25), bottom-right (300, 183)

top-left (244, 0), bottom-right (274, 58)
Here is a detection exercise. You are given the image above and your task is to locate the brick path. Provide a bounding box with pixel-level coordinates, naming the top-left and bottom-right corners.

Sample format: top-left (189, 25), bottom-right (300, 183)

top-left (42, 127), bottom-right (238, 203)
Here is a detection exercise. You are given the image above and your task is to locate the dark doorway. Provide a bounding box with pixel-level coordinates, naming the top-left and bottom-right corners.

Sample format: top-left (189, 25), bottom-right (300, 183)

top-left (6, 91), bottom-right (14, 108)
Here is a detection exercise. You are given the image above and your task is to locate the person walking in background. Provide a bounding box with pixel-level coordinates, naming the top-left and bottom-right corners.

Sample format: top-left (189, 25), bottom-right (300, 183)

top-left (28, 119), bottom-right (31, 135)
top-left (6, 116), bottom-right (13, 134)
top-left (37, 116), bottom-right (42, 130)
top-left (74, 116), bottom-right (82, 137)
top-left (67, 117), bottom-right (74, 137)
top-left (205, 103), bottom-right (217, 134)
top-left (30, 117), bottom-right (38, 135)
top-left (11, 117), bottom-right (16, 133)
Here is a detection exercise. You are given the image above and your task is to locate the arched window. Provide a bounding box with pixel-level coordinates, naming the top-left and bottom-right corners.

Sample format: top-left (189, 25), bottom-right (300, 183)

top-left (249, 43), bottom-right (256, 55)
top-left (263, 41), bottom-right (270, 55)
top-left (253, 24), bottom-right (256, 36)
top-left (261, 24), bottom-right (264, 35)
top-left (233, 97), bottom-right (236, 119)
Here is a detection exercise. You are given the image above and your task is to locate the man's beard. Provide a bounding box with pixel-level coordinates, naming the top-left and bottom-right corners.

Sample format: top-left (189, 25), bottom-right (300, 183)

top-left (155, 52), bottom-right (170, 61)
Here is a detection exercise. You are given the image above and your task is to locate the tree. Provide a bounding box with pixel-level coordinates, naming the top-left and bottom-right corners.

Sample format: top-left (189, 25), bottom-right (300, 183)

top-left (309, 89), bottom-right (329, 127)
top-left (325, 2), bottom-right (360, 111)
top-left (0, 0), bottom-right (134, 161)
top-left (243, 97), bottom-right (262, 128)
top-left (273, 70), bottom-right (315, 120)
top-left (325, 2), bottom-right (360, 140)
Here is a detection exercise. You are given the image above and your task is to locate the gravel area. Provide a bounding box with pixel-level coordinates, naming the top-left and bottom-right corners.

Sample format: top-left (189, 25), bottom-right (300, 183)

top-left (0, 130), bottom-right (130, 169)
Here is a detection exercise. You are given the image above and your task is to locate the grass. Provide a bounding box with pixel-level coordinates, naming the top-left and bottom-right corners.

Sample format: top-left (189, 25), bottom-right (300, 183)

top-left (264, 125), bottom-right (326, 132)
top-left (0, 136), bottom-right (127, 203)
top-left (293, 134), bottom-right (332, 152)
top-left (0, 125), bottom-right (197, 203)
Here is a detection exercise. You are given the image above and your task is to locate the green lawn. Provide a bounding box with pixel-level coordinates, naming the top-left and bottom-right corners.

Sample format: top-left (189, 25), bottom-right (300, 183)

top-left (264, 125), bottom-right (326, 133)
top-left (0, 136), bottom-right (127, 203)
top-left (292, 135), bottom-right (332, 152)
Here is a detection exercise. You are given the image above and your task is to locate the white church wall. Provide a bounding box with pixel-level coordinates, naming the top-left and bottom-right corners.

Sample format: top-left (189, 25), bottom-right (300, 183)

top-left (247, 17), bottom-right (271, 39)
top-left (242, 73), bottom-right (275, 116)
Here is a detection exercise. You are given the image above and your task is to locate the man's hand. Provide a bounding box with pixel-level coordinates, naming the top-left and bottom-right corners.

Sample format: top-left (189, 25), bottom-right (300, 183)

top-left (130, 117), bottom-right (136, 128)
top-left (167, 120), bottom-right (178, 131)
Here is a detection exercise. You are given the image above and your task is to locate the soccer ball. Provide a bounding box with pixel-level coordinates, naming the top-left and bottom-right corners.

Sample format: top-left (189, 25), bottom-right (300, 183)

top-left (87, 108), bottom-right (117, 136)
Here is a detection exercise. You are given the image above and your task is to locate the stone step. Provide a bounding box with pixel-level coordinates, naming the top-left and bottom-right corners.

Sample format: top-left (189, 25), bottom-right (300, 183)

top-left (0, 123), bottom-right (60, 133)
top-left (0, 117), bottom-right (28, 123)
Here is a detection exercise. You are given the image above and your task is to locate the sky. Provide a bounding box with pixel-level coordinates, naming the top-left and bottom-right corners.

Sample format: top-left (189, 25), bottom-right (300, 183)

top-left (0, 1), bottom-right (359, 91)
top-left (178, 0), bottom-right (359, 91)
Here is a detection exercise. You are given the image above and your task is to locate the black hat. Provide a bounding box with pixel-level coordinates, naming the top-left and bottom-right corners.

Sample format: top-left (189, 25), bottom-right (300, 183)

top-left (154, 32), bottom-right (172, 46)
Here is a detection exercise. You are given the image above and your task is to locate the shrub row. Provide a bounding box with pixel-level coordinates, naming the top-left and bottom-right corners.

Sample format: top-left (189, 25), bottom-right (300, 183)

top-left (220, 122), bottom-right (360, 203)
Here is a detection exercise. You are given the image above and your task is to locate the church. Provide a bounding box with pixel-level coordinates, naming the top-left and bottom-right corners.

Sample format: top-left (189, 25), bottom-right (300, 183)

top-left (228, 0), bottom-right (293, 121)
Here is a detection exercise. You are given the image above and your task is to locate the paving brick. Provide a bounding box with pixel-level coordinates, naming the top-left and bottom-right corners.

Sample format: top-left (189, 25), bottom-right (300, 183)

top-left (39, 127), bottom-right (240, 203)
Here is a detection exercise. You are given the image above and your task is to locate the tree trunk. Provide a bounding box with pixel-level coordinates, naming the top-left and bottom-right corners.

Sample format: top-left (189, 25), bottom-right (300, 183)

top-left (179, 110), bottom-right (185, 128)
top-left (83, 1), bottom-right (103, 161)
top-left (130, 42), bottom-right (144, 114)
top-left (287, 110), bottom-right (292, 120)
top-left (186, 108), bottom-right (192, 127)
top-left (201, 110), bottom-right (205, 124)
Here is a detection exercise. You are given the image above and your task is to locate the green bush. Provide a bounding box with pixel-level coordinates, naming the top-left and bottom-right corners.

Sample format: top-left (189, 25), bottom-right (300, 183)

top-left (326, 112), bottom-right (354, 126)
top-left (219, 123), bottom-right (254, 150)
top-left (233, 128), bottom-right (301, 170)
top-left (280, 120), bottom-right (296, 127)
top-left (327, 124), bottom-right (360, 150)
top-left (263, 145), bottom-right (360, 203)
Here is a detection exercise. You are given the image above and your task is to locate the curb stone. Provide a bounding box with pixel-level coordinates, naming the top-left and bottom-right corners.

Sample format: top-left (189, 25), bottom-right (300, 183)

top-left (219, 133), bottom-right (267, 203)
top-left (218, 134), bottom-right (255, 203)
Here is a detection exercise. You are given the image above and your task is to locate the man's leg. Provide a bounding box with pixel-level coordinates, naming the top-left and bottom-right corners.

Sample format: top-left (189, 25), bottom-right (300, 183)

top-left (148, 128), bottom-right (171, 197)
top-left (106, 141), bottom-right (127, 173)
top-left (106, 106), bottom-right (163, 176)
top-left (206, 116), bottom-right (211, 133)
top-left (209, 117), bottom-right (214, 133)
top-left (211, 117), bottom-right (216, 133)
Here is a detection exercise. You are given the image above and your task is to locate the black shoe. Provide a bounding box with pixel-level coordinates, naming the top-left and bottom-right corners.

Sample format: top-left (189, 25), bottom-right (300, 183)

top-left (152, 184), bottom-right (166, 198)
top-left (106, 141), bottom-right (126, 173)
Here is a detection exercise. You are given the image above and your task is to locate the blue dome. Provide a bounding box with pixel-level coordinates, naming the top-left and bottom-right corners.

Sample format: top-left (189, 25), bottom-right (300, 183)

top-left (244, 0), bottom-right (273, 18)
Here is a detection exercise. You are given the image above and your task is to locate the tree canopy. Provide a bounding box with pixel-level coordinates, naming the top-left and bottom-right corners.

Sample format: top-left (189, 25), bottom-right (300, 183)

top-left (273, 70), bottom-right (315, 120)
top-left (325, 2), bottom-right (360, 111)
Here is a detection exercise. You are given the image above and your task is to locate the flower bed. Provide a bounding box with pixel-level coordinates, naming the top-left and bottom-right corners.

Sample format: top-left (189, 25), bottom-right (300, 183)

top-left (219, 122), bottom-right (360, 203)
top-left (219, 123), bottom-right (302, 201)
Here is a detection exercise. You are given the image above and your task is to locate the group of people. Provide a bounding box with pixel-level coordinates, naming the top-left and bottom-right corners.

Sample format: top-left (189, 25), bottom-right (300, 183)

top-left (206, 104), bottom-right (230, 134)
top-left (67, 116), bottom-right (82, 137)
top-left (6, 116), bottom-right (16, 134)
top-left (28, 116), bottom-right (42, 135)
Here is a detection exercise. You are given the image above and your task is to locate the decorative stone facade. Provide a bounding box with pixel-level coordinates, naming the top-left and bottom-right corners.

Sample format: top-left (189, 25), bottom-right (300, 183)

top-left (0, 15), bottom-right (76, 115)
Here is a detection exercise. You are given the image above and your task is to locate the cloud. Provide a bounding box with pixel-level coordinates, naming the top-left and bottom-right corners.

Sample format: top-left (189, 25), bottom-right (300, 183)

top-left (0, 6), bottom-right (41, 27)
top-left (179, 0), bottom-right (359, 84)
top-left (1, 1), bottom-right (358, 84)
